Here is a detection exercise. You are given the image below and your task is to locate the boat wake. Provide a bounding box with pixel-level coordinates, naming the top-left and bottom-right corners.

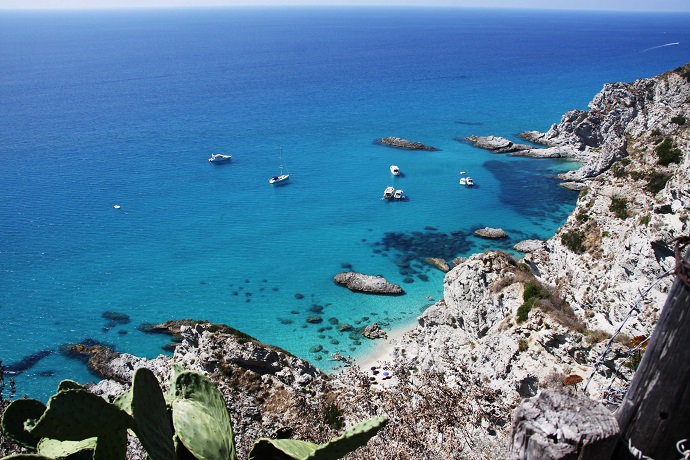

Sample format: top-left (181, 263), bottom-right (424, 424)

top-left (642, 42), bottom-right (680, 52)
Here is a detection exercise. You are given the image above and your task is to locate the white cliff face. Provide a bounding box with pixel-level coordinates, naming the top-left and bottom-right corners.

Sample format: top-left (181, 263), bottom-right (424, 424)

top-left (380, 64), bottom-right (690, 455)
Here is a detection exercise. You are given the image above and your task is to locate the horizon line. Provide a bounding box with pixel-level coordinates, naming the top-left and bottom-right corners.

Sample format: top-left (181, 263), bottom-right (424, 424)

top-left (2, 4), bottom-right (690, 12)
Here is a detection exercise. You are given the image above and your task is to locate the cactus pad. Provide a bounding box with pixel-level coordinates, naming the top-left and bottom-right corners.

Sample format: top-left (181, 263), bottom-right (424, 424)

top-left (56, 380), bottom-right (85, 392)
top-left (27, 388), bottom-right (134, 441)
top-left (1, 398), bottom-right (46, 448)
top-left (248, 416), bottom-right (389, 460)
top-left (130, 367), bottom-right (175, 460)
top-left (93, 429), bottom-right (127, 460)
top-left (171, 371), bottom-right (235, 460)
top-left (37, 437), bottom-right (97, 457)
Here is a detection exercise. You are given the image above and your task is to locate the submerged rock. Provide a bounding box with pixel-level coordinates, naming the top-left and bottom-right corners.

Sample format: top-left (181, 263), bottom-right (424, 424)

top-left (425, 257), bottom-right (451, 273)
top-left (333, 271), bottom-right (404, 295)
top-left (465, 135), bottom-right (533, 153)
top-left (513, 239), bottom-right (545, 253)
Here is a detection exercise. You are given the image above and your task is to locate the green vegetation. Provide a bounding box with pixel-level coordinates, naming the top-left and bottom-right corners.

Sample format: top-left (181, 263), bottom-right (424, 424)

top-left (645, 171), bottom-right (672, 194)
top-left (0, 366), bottom-right (387, 460)
top-left (676, 65), bottom-right (690, 83)
top-left (671, 115), bottom-right (686, 125)
top-left (651, 128), bottom-right (662, 136)
top-left (655, 137), bottom-right (682, 166)
top-left (516, 281), bottom-right (549, 323)
top-left (609, 196), bottom-right (629, 219)
top-left (640, 215), bottom-right (651, 226)
top-left (561, 230), bottom-right (586, 254)
top-left (517, 339), bottom-right (529, 353)
top-left (576, 212), bottom-right (589, 222)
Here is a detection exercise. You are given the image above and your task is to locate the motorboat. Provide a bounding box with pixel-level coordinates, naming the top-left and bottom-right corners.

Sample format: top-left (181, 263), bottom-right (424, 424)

top-left (390, 165), bottom-right (400, 176)
top-left (382, 186), bottom-right (395, 200)
top-left (459, 177), bottom-right (467, 185)
top-left (466, 177), bottom-right (474, 186)
top-left (209, 153), bottom-right (232, 163)
top-left (393, 189), bottom-right (405, 200)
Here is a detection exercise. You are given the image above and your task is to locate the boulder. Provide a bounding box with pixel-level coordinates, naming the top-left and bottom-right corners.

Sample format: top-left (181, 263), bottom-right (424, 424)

top-left (425, 257), bottom-right (451, 272)
top-left (333, 271), bottom-right (404, 295)
top-left (474, 227), bottom-right (508, 239)
top-left (465, 135), bottom-right (533, 153)
top-left (514, 240), bottom-right (545, 253)
top-left (362, 323), bottom-right (388, 340)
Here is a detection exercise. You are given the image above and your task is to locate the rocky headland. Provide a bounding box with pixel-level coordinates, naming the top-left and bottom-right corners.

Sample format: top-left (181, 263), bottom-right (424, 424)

top-left (9, 64), bottom-right (688, 459)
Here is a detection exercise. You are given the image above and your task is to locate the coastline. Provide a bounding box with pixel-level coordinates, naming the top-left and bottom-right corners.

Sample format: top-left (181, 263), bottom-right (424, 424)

top-left (350, 318), bottom-right (419, 384)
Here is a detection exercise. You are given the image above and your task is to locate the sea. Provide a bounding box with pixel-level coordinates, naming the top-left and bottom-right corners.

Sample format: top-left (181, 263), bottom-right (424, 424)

top-left (1, 6), bottom-right (689, 401)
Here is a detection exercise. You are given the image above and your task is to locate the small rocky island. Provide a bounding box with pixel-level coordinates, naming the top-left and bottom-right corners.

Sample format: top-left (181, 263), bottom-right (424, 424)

top-left (378, 136), bottom-right (437, 150)
top-left (333, 271), bottom-right (404, 295)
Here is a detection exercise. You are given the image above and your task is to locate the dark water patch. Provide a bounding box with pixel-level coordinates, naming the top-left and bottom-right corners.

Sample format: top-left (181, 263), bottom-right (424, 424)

top-left (232, 291), bottom-right (239, 296)
top-left (328, 317), bottom-right (339, 325)
top-left (245, 298), bottom-right (251, 303)
top-left (290, 310), bottom-right (300, 315)
top-left (245, 292), bottom-right (252, 297)
top-left (403, 277), bottom-right (414, 283)
top-left (306, 315), bottom-right (323, 324)
top-left (4, 350), bottom-right (53, 376)
top-left (162, 343), bottom-right (177, 353)
top-left (199, 280), bottom-right (208, 285)
top-left (272, 287), bottom-right (280, 292)
top-left (341, 262), bottom-right (353, 270)
top-left (484, 159), bottom-right (579, 220)
top-left (374, 229), bottom-right (472, 266)
top-left (295, 293), bottom-right (305, 299)
top-left (101, 311), bottom-right (131, 326)
top-left (38, 370), bottom-right (55, 377)
top-left (277, 317), bottom-right (294, 325)
top-left (418, 274), bottom-right (429, 281)
top-left (117, 330), bottom-right (127, 335)
top-left (456, 121), bottom-right (484, 126)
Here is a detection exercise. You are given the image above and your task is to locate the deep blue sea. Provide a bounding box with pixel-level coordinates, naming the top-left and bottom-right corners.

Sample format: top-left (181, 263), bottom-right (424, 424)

top-left (1, 6), bottom-right (689, 400)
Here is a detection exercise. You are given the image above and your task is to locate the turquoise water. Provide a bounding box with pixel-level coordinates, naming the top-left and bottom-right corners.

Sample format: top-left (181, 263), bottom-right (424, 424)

top-left (1, 7), bottom-right (689, 400)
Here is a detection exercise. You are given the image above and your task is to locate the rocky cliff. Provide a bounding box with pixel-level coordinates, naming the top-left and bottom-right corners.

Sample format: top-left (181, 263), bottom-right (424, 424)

top-left (31, 65), bottom-right (689, 459)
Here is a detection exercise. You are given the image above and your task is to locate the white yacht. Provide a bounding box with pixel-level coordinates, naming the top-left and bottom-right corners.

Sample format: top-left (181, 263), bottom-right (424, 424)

top-left (209, 153), bottom-right (232, 163)
top-left (390, 165), bottom-right (400, 176)
top-left (382, 186), bottom-right (395, 200)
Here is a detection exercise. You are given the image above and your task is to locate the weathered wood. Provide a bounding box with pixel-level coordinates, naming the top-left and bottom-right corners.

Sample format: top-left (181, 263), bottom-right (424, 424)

top-left (613, 248), bottom-right (690, 459)
top-left (508, 390), bottom-right (619, 460)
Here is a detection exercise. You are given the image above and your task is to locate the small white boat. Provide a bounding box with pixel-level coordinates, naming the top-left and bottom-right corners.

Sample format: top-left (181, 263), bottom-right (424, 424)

top-left (209, 153), bottom-right (232, 163)
top-left (390, 165), bottom-right (400, 176)
top-left (113, 204), bottom-right (121, 209)
top-left (393, 189), bottom-right (404, 200)
top-left (459, 177), bottom-right (467, 185)
top-left (466, 177), bottom-right (474, 186)
top-left (269, 146), bottom-right (290, 185)
top-left (382, 186), bottom-right (395, 200)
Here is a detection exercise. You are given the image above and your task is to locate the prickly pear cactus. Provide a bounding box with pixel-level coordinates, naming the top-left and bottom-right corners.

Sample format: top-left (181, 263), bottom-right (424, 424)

top-left (248, 416), bottom-right (389, 460)
top-left (56, 380), bottom-right (85, 392)
top-left (26, 388), bottom-right (134, 441)
top-left (171, 371), bottom-right (235, 460)
top-left (0, 398), bottom-right (46, 448)
top-left (93, 429), bottom-right (127, 460)
top-left (130, 368), bottom-right (175, 460)
top-left (0, 455), bottom-right (54, 459)
top-left (36, 437), bottom-right (96, 457)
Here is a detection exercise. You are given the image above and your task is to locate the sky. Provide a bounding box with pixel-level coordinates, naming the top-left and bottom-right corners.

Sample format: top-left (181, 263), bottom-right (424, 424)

top-left (1, 0), bottom-right (690, 12)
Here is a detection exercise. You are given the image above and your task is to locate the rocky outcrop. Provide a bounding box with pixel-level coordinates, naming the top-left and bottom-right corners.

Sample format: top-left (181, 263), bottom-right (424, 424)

top-left (474, 227), bottom-right (508, 239)
top-left (378, 136), bottom-right (437, 150)
top-left (362, 323), bottom-right (388, 340)
top-left (465, 135), bottom-right (534, 153)
top-left (513, 240), bottom-right (545, 253)
top-left (333, 271), bottom-right (404, 295)
top-left (470, 66), bottom-right (690, 181)
top-left (424, 257), bottom-right (451, 272)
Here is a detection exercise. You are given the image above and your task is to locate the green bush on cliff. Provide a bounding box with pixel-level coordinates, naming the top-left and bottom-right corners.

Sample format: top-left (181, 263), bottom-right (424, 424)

top-left (655, 137), bottom-right (682, 166)
top-left (609, 196), bottom-right (628, 219)
top-left (671, 115), bottom-right (686, 125)
top-left (645, 171), bottom-right (671, 194)
top-left (561, 230), bottom-right (586, 254)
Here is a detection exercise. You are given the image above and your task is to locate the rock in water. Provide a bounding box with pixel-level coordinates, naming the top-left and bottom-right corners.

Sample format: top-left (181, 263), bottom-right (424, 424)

top-left (379, 136), bottom-right (437, 150)
top-left (333, 271), bottom-right (404, 295)
top-left (513, 240), bottom-right (545, 253)
top-left (474, 227), bottom-right (508, 239)
top-left (362, 323), bottom-right (388, 339)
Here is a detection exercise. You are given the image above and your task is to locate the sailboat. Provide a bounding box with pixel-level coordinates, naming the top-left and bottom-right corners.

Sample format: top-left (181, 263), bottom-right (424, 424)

top-left (269, 146), bottom-right (290, 185)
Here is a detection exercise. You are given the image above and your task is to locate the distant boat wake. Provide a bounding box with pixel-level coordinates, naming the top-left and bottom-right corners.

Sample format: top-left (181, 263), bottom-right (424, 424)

top-left (642, 42), bottom-right (680, 52)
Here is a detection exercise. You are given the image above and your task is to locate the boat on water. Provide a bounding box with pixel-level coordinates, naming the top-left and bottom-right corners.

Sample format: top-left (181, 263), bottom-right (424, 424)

top-left (393, 189), bottom-right (405, 200)
top-left (209, 153), bottom-right (232, 163)
top-left (390, 165), bottom-right (400, 176)
top-left (269, 146), bottom-right (290, 185)
top-left (459, 177), bottom-right (467, 185)
top-left (466, 177), bottom-right (474, 186)
top-left (382, 186), bottom-right (395, 200)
